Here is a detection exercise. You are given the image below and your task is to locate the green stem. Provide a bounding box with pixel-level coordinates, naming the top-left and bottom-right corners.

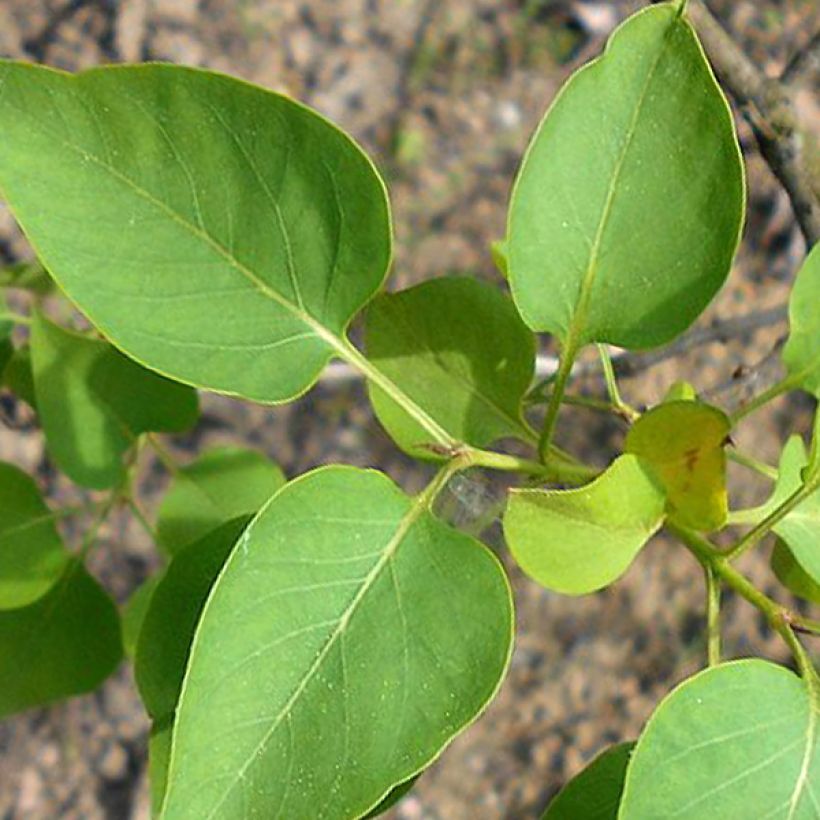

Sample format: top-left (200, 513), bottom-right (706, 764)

top-left (726, 448), bottom-right (778, 480)
top-left (726, 471), bottom-right (820, 561)
top-left (78, 490), bottom-right (122, 561)
top-left (730, 375), bottom-right (799, 425)
top-left (147, 434), bottom-right (182, 476)
top-left (669, 521), bottom-right (814, 677)
top-left (128, 497), bottom-right (156, 541)
top-left (597, 344), bottom-right (639, 422)
top-left (538, 341), bottom-right (577, 463)
top-left (0, 310), bottom-right (31, 326)
top-left (705, 565), bottom-right (721, 666)
top-left (464, 446), bottom-right (597, 485)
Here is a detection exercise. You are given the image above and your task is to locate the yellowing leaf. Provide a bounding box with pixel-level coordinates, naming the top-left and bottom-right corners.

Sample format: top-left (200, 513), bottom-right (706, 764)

top-left (626, 401), bottom-right (730, 532)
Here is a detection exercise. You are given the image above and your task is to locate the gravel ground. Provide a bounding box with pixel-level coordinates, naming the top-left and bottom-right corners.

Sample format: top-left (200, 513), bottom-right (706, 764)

top-left (0, 0), bottom-right (818, 818)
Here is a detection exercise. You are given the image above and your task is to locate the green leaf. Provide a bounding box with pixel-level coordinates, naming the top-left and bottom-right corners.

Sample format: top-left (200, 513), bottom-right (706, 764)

top-left (2, 344), bottom-right (37, 409)
top-left (121, 574), bottom-right (162, 658)
top-left (0, 61), bottom-right (391, 405)
top-left (542, 741), bottom-right (634, 819)
top-left (0, 291), bottom-right (12, 340)
top-left (625, 401), bottom-right (730, 532)
top-left (0, 560), bottom-right (122, 717)
top-left (0, 461), bottom-right (69, 609)
top-left (0, 259), bottom-right (53, 293)
top-left (490, 240), bottom-right (509, 279)
top-left (664, 380), bottom-right (697, 403)
top-left (771, 539), bottom-right (820, 605)
top-left (364, 277), bottom-right (535, 454)
top-left (507, 3), bottom-right (743, 350)
top-left (783, 242), bottom-right (820, 397)
top-left (620, 659), bottom-right (820, 818)
top-left (30, 312), bottom-right (198, 489)
top-left (362, 776), bottom-right (419, 818)
top-left (504, 455), bottom-right (665, 595)
top-left (162, 467), bottom-right (513, 819)
top-left (136, 517), bottom-right (251, 721)
top-left (0, 339), bottom-right (13, 384)
top-left (737, 437), bottom-right (820, 590)
top-left (156, 448), bottom-right (284, 555)
top-left (149, 717), bottom-right (173, 818)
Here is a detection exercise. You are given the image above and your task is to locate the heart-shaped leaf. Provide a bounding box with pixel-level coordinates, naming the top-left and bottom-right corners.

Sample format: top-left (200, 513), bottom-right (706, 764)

top-left (364, 277), bottom-right (535, 455)
top-left (0, 461), bottom-right (69, 609)
top-left (542, 741), bottom-right (634, 819)
top-left (620, 660), bottom-right (820, 818)
top-left (504, 455), bottom-right (666, 595)
top-left (30, 313), bottom-right (198, 488)
top-left (162, 467), bottom-right (512, 819)
top-left (508, 3), bottom-right (743, 351)
top-left (155, 447), bottom-right (285, 556)
top-left (0, 560), bottom-right (122, 717)
top-left (625, 401), bottom-right (730, 532)
top-left (0, 61), bottom-right (391, 405)
top-left (783, 242), bottom-right (820, 397)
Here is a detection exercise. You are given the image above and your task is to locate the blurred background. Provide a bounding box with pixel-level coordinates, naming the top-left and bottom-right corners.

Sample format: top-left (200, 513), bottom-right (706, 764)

top-left (0, 0), bottom-right (818, 817)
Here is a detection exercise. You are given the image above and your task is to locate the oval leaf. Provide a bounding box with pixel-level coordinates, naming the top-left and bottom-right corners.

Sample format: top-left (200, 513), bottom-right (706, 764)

top-left (0, 560), bottom-right (122, 717)
top-left (364, 277), bottom-right (535, 454)
top-left (162, 467), bottom-right (513, 819)
top-left (156, 447), bottom-right (285, 556)
top-left (542, 741), bottom-right (634, 820)
top-left (783, 242), bottom-right (820, 397)
top-left (0, 61), bottom-right (391, 404)
top-left (771, 539), bottom-right (820, 605)
top-left (625, 400), bottom-right (730, 532)
top-left (504, 455), bottom-right (666, 595)
top-left (620, 660), bottom-right (820, 818)
top-left (31, 313), bottom-right (198, 488)
top-left (508, 3), bottom-right (744, 350)
top-left (0, 461), bottom-right (69, 609)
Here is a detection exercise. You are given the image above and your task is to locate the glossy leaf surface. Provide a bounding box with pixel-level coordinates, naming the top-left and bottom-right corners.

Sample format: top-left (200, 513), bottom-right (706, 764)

top-left (162, 467), bottom-right (513, 819)
top-left (620, 660), bottom-right (820, 819)
top-left (156, 447), bottom-right (284, 555)
top-left (625, 401), bottom-right (730, 532)
top-left (504, 455), bottom-right (665, 595)
top-left (0, 61), bottom-right (391, 403)
top-left (365, 277), bottom-right (535, 454)
top-left (0, 461), bottom-right (68, 608)
top-left (783, 242), bottom-right (820, 397)
top-left (508, 3), bottom-right (743, 350)
top-left (543, 741), bottom-right (634, 819)
top-left (0, 561), bottom-right (122, 717)
top-left (30, 313), bottom-right (198, 488)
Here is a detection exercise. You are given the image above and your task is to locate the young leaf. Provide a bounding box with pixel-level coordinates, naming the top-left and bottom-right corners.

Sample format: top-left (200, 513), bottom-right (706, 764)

top-left (0, 62), bottom-right (391, 405)
top-left (364, 277), bottom-right (535, 454)
top-left (620, 660), bottom-right (820, 818)
top-left (503, 455), bottom-right (665, 595)
top-left (0, 560), bottom-right (122, 717)
top-left (156, 447), bottom-right (284, 556)
top-left (738, 436), bottom-right (820, 590)
top-left (507, 3), bottom-right (743, 350)
top-left (625, 401), bottom-right (730, 532)
top-left (783, 242), bottom-right (820, 397)
top-left (771, 539), bottom-right (820, 605)
top-left (542, 741), bottom-right (634, 820)
top-left (30, 313), bottom-right (198, 489)
top-left (0, 461), bottom-right (69, 609)
top-left (162, 467), bottom-right (513, 819)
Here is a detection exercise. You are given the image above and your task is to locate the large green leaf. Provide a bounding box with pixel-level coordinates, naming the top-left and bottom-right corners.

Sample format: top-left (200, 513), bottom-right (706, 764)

top-left (620, 660), bottom-right (820, 818)
top-left (0, 461), bottom-right (69, 608)
top-left (0, 61), bottom-right (391, 405)
top-left (542, 741), bottom-right (634, 819)
top-left (364, 277), bottom-right (535, 454)
top-left (504, 455), bottom-right (665, 595)
top-left (156, 447), bottom-right (284, 556)
top-left (625, 401), bottom-right (730, 532)
top-left (30, 312), bottom-right (198, 489)
top-left (507, 3), bottom-right (743, 350)
top-left (0, 560), bottom-right (122, 717)
top-left (783, 243), bottom-right (820, 397)
top-left (162, 467), bottom-right (513, 819)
